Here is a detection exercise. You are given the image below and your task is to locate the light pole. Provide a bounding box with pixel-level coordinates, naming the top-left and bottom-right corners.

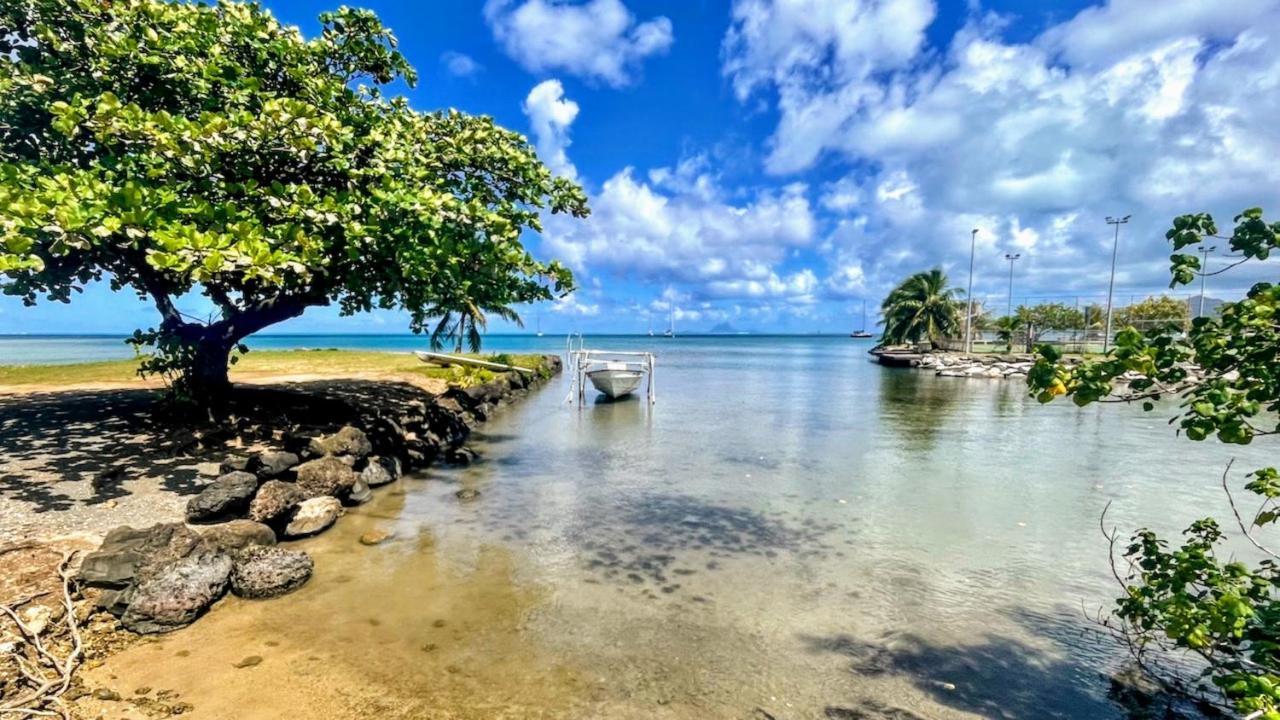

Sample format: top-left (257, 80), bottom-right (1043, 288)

top-left (1197, 245), bottom-right (1216, 319)
top-left (1004, 253), bottom-right (1020, 319)
top-left (964, 228), bottom-right (979, 354)
top-left (1103, 215), bottom-right (1130, 353)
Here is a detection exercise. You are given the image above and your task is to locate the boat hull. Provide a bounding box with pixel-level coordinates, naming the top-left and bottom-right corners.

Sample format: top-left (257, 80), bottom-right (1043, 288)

top-left (586, 369), bottom-right (643, 399)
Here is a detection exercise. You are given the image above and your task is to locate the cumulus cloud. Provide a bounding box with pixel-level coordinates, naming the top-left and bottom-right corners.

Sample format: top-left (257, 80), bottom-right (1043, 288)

top-left (485, 0), bottom-right (673, 87)
top-left (725, 0), bottom-right (1280, 302)
top-left (522, 79), bottom-right (580, 179)
top-left (440, 51), bottom-right (483, 78)
top-left (541, 157), bottom-right (817, 303)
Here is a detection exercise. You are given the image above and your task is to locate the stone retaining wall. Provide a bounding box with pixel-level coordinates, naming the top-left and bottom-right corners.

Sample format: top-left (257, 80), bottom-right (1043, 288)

top-left (77, 355), bottom-right (562, 634)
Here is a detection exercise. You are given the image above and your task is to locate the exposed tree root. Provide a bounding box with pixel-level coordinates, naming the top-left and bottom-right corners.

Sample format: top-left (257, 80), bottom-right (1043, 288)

top-left (0, 553), bottom-right (83, 719)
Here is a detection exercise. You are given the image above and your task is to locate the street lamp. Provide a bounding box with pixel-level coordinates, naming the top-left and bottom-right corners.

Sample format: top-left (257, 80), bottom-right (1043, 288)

top-left (964, 228), bottom-right (979, 354)
top-left (1103, 215), bottom-right (1131, 353)
top-left (1197, 245), bottom-right (1217, 319)
top-left (1004, 253), bottom-right (1020, 319)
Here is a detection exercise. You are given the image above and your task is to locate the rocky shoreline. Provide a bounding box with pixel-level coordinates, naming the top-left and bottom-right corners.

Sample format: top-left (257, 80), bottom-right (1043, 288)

top-left (869, 347), bottom-right (1056, 380)
top-left (74, 355), bottom-right (561, 636)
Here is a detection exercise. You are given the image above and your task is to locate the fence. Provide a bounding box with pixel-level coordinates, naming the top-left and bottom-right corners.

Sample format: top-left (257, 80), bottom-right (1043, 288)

top-left (937, 292), bottom-right (1216, 355)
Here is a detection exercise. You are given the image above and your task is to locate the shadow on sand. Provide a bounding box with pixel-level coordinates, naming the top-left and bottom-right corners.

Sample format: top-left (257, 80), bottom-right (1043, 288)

top-left (801, 606), bottom-right (1221, 720)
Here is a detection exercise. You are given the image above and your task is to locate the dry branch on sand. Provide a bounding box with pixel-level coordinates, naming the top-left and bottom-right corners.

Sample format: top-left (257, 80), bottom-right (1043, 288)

top-left (0, 552), bottom-right (83, 719)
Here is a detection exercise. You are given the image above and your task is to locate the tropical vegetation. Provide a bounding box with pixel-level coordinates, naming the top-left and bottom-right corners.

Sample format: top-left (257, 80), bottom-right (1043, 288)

top-left (1029, 208), bottom-right (1280, 717)
top-left (879, 268), bottom-right (963, 346)
top-left (0, 0), bottom-right (588, 402)
top-left (1115, 294), bottom-right (1191, 332)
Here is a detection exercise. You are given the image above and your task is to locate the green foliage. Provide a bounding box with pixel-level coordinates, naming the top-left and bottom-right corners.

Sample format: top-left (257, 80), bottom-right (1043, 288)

top-left (0, 0), bottom-right (588, 399)
top-left (993, 315), bottom-right (1024, 353)
top-left (1116, 295), bottom-right (1191, 331)
top-left (1029, 208), bottom-right (1280, 716)
top-left (879, 268), bottom-right (963, 345)
top-left (1013, 302), bottom-right (1085, 351)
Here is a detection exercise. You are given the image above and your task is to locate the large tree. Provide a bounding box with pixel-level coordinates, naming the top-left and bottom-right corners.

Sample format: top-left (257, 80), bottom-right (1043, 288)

top-left (1029, 208), bottom-right (1280, 716)
top-left (879, 268), bottom-right (962, 346)
top-left (0, 0), bottom-right (588, 400)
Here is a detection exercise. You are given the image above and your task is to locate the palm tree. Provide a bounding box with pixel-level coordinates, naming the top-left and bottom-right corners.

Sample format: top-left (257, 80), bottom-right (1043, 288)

top-left (993, 315), bottom-right (1024, 353)
top-left (427, 297), bottom-right (523, 353)
top-left (879, 268), bottom-right (963, 346)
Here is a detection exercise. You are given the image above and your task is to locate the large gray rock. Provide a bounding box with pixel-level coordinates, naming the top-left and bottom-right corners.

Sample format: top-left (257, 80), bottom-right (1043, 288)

top-left (199, 520), bottom-right (276, 553)
top-left (307, 426), bottom-right (372, 458)
top-left (360, 456), bottom-right (401, 487)
top-left (80, 523), bottom-right (203, 590)
top-left (185, 471), bottom-right (259, 523)
top-left (248, 480), bottom-right (305, 526)
top-left (283, 496), bottom-right (342, 538)
top-left (229, 546), bottom-right (313, 599)
top-left (120, 551), bottom-right (233, 634)
top-left (295, 456), bottom-right (359, 500)
top-left (256, 450), bottom-right (300, 479)
top-left (220, 454), bottom-right (252, 474)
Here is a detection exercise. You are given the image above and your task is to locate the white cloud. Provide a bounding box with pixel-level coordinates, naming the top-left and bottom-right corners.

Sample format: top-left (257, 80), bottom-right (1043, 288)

top-left (722, 0), bottom-right (936, 173)
top-left (542, 159), bottom-right (817, 303)
top-left (726, 0), bottom-right (1280, 301)
top-left (522, 79), bottom-right (580, 179)
top-left (440, 51), bottom-right (483, 78)
top-left (485, 0), bottom-right (673, 87)
top-left (552, 293), bottom-right (600, 316)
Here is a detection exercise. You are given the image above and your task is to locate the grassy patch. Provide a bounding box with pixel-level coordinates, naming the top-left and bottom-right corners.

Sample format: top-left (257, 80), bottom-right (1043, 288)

top-left (0, 349), bottom-right (548, 388)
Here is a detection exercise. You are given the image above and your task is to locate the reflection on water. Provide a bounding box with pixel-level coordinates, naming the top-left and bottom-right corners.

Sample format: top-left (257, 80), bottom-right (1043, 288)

top-left (88, 337), bottom-right (1265, 719)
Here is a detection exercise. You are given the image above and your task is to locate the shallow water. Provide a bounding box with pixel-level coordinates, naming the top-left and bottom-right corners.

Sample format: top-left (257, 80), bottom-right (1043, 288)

top-left (87, 336), bottom-right (1269, 719)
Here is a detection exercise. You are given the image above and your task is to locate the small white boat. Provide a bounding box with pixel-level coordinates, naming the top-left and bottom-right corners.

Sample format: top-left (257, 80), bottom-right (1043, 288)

top-left (586, 360), bottom-right (645, 399)
top-left (566, 340), bottom-right (656, 404)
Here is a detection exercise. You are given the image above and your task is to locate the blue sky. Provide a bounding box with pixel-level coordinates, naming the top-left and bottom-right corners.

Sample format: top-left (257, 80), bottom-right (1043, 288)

top-left (3, 0), bottom-right (1278, 336)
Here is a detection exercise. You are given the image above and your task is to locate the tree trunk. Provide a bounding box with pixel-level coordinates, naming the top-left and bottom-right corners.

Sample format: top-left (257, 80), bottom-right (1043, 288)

top-left (188, 331), bottom-right (234, 402)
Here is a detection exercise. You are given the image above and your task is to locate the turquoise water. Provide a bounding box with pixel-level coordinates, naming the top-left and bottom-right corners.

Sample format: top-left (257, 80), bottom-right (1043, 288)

top-left (9, 334), bottom-right (1266, 717)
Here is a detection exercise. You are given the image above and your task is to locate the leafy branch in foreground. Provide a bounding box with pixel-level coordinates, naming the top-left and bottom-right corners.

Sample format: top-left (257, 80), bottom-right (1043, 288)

top-left (0, 0), bottom-right (588, 404)
top-left (1029, 208), bottom-right (1280, 717)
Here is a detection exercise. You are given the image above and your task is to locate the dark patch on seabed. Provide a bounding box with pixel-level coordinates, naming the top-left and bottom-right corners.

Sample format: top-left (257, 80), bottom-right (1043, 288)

top-left (567, 493), bottom-right (846, 599)
top-left (800, 605), bottom-right (1224, 720)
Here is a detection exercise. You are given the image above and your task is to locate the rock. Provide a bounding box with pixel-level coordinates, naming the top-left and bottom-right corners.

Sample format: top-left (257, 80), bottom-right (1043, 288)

top-left (93, 688), bottom-right (122, 701)
top-left (360, 456), bottom-right (401, 487)
top-left (21, 605), bottom-right (51, 635)
top-left (229, 546), bottom-right (313, 599)
top-left (121, 550), bottom-right (232, 634)
top-left (195, 462), bottom-right (222, 477)
top-left (80, 523), bottom-right (204, 590)
top-left (345, 477), bottom-right (372, 505)
top-left (185, 471), bottom-right (259, 523)
top-left (455, 488), bottom-right (481, 502)
top-left (359, 529), bottom-right (394, 546)
top-left (307, 426), bottom-right (372, 458)
top-left (234, 655), bottom-right (264, 669)
top-left (199, 520), bottom-right (276, 552)
top-left (294, 456), bottom-right (359, 500)
top-left (443, 447), bottom-right (477, 466)
top-left (255, 450), bottom-right (299, 479)
top-left (220, 454), bottom-right (252, 473)
top-left (248, 480), bottom-right (306, 527)
top-left (283, 497), bottom-right (343, 538)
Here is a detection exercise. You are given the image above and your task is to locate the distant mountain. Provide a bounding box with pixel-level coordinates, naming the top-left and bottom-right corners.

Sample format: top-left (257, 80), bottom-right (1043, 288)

top-left (1185, 296), bottom-right (1226, 319)
top-left (707, 322), bottom-right (748, 334)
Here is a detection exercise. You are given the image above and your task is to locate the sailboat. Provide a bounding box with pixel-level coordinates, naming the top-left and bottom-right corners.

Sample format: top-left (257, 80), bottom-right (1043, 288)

top-left (850, 299), bottom-right (874, 338)
top-left (663, 307), bottom-right (675, 338)
top-left (647, 312), bottom-right (654, 337)
top-left (535, 310), bottom-right (543, 337)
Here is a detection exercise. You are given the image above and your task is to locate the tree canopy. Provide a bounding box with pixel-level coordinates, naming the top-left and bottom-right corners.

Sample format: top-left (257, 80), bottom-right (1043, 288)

top-left (1115, 294), bottom-right (1190, 331)
top-left (0, 0), bottom-right (588, 399)
top-left (1029, 208), bottom-right (1280, 717)
top-left (879, 268), bottom-right (962, 346)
